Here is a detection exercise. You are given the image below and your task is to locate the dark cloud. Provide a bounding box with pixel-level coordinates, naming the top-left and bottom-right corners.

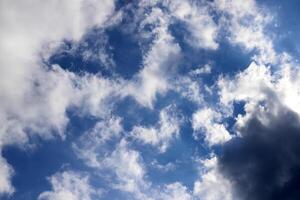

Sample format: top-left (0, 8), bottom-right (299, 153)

top-left (219, 106), bottom-right (300, 200)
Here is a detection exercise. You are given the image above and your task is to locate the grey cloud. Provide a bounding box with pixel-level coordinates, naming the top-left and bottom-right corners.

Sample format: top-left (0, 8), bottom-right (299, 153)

top-left (219, 104), bottom-right (300, 200)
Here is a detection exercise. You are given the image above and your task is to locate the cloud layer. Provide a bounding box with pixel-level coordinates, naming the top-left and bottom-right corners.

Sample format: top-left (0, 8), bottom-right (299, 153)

top-left (1, 0), bottom-right (300, 199)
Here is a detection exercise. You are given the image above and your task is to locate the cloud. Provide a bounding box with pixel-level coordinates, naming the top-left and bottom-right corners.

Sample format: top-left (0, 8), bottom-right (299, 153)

top-left (73, 118), bottom-right (148, 198)
top-left (218, 57), bottom-right (300, 129)
top-left (159, 182), bottom-right (192, 200)
top-left (213, 0), bottom-right (276, 64)
top-left (0, 157), bottom-right (14, 195)
top-left (76, 75), bottom-right (124, 117)
top-left (166, 0), bottom-right (219, 50)
top-left (150, 160), bottom-right (176, 172)
top-left (73, 115), bottom-right (191, 200)
top-left (73, 116), bottom-right (123, 168)
top-left (219, 105), bottom-right (300, 200)
top-left (2, 0), bottom-right (297, 199)
top-left (193, 156), bottom-right (234, 200)
top-left (192, 108), bottom-right (232, 145)
top-left (38, 171), bottom-right (99, 200)
top-left (216, 53), bottom-right (300, 200)
top-left (0, 0), bottom-right (116, 138)
top-left (125, 4), bottom-right (181, 108)
top-left (102, 139), bottom-right (148, 196)
top-left (0, 0), bottom-right (117, 194)
top-left (190, 64), bottom-right (212, 76)
top-left (131, 105), bottom-right (181, 152)
top-left (218, 62), bottom-right (272, 106)
top-left (174, 76), bottom-right (204, 105)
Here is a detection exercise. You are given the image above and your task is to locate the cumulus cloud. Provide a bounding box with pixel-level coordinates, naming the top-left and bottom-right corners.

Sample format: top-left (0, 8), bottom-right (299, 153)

top-left (0, 157), bottom-right (14, 195)
top-left (131, 105), bottom-right (181, 152)
top-left (0, 0), bottom-right (116, 139)
top-left (38, 171), bottom-right (99, 200)
top-left (73, 116), bottom-right (123, 168)
top-left (190, 64), bottom-right (212, 76)
top-left (213, 0), bottom-right (276, 64)
top-left (193, 156), bottom-right (234, 200)
top-left (159, 182), bottom-right (192, 200)
top-left (102, 139), bottom-right (148, 196)
top-left (75, 134), bottom-right (194, 200)
top-left (73, 113), bottom-right (191, 200)
top-left (192, 108), bottom-right (232, 145)
top-left (218, 57), bottom-right (300, 129)
top-left (166, 0), bottom-right (219, 49)
top-left (125, 4), bottom-right (181, 108)
top-left (174, 76), bottom-right (204, 105)
top-left (0, 0), bottom-right (116, 194)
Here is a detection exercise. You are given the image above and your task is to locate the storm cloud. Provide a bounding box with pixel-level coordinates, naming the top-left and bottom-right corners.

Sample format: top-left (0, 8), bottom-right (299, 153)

top-left (219, 105), bottom-right (300, 200)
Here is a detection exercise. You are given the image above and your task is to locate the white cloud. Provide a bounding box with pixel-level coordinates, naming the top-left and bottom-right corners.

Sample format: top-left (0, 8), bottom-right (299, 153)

top-left (38, 171), bottom-right (99, 200)
top-left (218, 55), bottom-right (300, 130)
top-left (174, 76), bottom-right (204, 105)
top-left (192, 108), bottom-right (232, 145)
top-left (166, 0), bottom-right (219, 50)
top-left (73, 116), bottom-right (123, 168)
top-left (150, 160), bottom-right (176, 172)
top-left (159, 182), bottom-right (192, 200)
top-left (218, 62), bottom-right (275, 129)
top-left (190, 64), bottom-right (212, 76)
top-left (0, 0), bottom-right (116, 142)
top-left (218, 62), bottom-right (273, 106)
top-left (131, 105), bottom-right (181, 152)
top-left (102, 140), bottom-right (147, 195)
top-left (73, 120), bottom-right (148, 198)
top-left (193, 156), bottom-right (234, 200)
top-left (125, 6), bottom-right (181, 108)
top-left (76, 75), bottom-right (123, 118)
top-left (73, 117), bottom-right (192, 200)
top-left (213, 0), bottom-right (276, 64)
top-left (0, 0), bottom-right (116, 194)
top-left (0, 156), bottom-right (14, 195)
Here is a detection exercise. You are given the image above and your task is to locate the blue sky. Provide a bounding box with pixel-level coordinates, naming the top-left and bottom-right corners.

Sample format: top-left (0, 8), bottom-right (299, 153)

top-left (1, 0), bottom-right (300, 200)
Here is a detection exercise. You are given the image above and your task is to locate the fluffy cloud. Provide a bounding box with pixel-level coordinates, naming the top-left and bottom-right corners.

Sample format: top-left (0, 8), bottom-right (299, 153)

top-left (73, 117), bottom-right (148, 197)
top-left (213, 0), bottom-right (276, 64)
top-left (0, 0), bottom-right (116, 140)
top-left (0, 0), bottom-right (116, 194)
top-left (73, 114), bottom-right (191, 200)
top-left (192, 108), bottom-right (232, 145)
top-left (125, 4), bottom-right (181, 108)
top-left (218, 57), bottom-right (300, 129)
top-left (159, 182), bottom-right (192, 200)
top-left (73, 116), bottom-right (123, 168)
top-left (0, 157), bottom-right (14, 195)
top-left (193, 156), bottom-right (234, 200)
top-left (131, 105), bottom-right (181, 152)
top-left (102, 140), bottom-right (148, 196)
top-left (166, 0), bottom-right (219, 49)
top-left (38, 171), bottom-right (99, 200)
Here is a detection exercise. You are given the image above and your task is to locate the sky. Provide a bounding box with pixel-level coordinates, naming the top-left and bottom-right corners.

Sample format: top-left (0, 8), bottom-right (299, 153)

top-left (1, 0), bottom-right (300, 200)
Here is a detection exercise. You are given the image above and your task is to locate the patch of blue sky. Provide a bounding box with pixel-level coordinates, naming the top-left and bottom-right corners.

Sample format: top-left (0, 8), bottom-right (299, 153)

top-left (1, 111), bottom-right (101, 200)
top-left (2, 141), bottom-right (79, 200)
top-left (170, 22), bottom-right (253, 73)
top-left (258, 0), bottom-right (300, 61)
top-left (106, 27), bottom-right (143, 79)
top-left (48, 39), bottom-right (114, 77)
